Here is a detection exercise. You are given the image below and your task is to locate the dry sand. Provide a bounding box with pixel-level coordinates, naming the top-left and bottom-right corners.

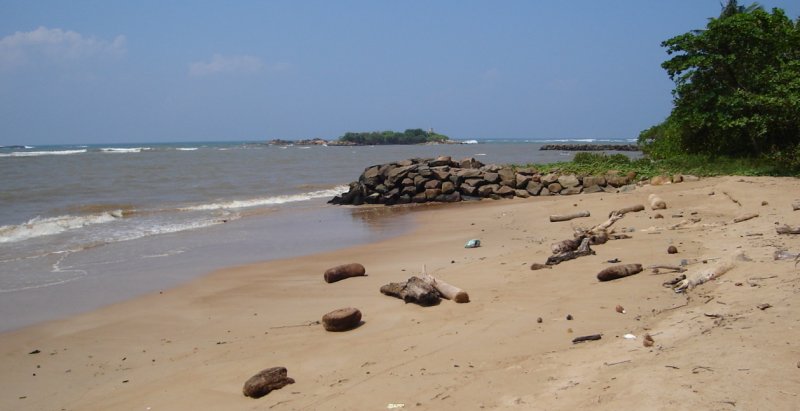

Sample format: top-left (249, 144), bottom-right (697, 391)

top-left (1, 176), bottom-right (799, 410)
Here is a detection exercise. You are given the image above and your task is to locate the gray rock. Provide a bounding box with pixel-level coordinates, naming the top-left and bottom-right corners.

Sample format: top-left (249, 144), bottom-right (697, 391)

top-left (457, 169), bottom-right (482, 179)
top-left (560, 186), bottom-right (582, 195)
top-left (496, 186), bottom-right (515, 196)
top-left (515, 189), bottom-right (531, 198)
top-left (459, 157), bottom-right (484, 169)
top-left (498, 168), bottom-right (516, 187)
top-left (483, 172), bottom-right (500, 184)
top-left (515, 173), bottom-right (531, 188)
top-left (432, 167), bottom-right (451, 181)
top-left (558, 174), bottom-right (580, 188)
top-left (478, 184), bottom-right (500, 197)
top-left (582, 185), bottom-right (604, 194)
top-left (429, 156), bottom-right (453, 167)
top-left (424, 180), bottom-right (441, 190)
top-left (441, 181), bottom-right (455, 194)
top-left (542, 173), bottom-right (559, 185)
top-left (526, 182), bottom-right (543, 196)
top-left (582, 175), bottom-right (606, 187)
top-left (424, 188), bottom-right (442, 200)
top-left (548, 183), bottom-right (563, 193)
top-left (459, 184), bottom-right (478, 196)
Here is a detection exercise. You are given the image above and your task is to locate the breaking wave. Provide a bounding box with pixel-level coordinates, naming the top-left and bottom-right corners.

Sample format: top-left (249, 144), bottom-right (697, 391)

top-left (0, 211), bottom-right (122, 244)
top-left (0, 149), bottom-right (87, 158)
top-left (180, 186), bottom-right (349, 211)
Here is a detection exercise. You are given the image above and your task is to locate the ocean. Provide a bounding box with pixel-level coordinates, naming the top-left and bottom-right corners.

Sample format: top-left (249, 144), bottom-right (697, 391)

top-left (0, 139), bottom-right (636, 331)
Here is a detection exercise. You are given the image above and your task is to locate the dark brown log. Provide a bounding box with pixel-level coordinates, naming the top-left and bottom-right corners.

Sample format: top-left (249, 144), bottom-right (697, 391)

top-left (243, 367), bottom-right (295, 398)
top-left (549, 210), bottom-right (590, 222)
top-left (597, 264), bottom-right (643, 282)
top-left (776, 224), bottom-right (800, 234)
top-left (322, 307), bottom-right (362, 331)
top-left (572, 334), bottom-right (602, 344)
top-left (609, 204), bottom-right (645, 217)
top-left (420, 274), bottom-right (469, 303)
top-left (380, 276), bottom-right (441, 306)
top-left (793, 201), bottom-right (800, 211)
top-left (324, 263), bottom-right (366, 283)
top-left (546, 238), bottom-right (594, 265)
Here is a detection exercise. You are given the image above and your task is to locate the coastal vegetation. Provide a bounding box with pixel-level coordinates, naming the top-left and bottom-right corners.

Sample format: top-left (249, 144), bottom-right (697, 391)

top-left (637, 1), bottom-right (800, 173)
top-left (338, 128), bottom-right (450, 145)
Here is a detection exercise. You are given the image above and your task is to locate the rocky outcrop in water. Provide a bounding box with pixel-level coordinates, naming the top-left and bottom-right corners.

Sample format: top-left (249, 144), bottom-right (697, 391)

top-left (539, 144), bottom-right (640, 151)
top-left (328, 156), bottom-right (651, 206)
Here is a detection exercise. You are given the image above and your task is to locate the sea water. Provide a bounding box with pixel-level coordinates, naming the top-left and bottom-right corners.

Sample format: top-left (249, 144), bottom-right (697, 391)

top-left (0, 139), bottom-right (636, 331)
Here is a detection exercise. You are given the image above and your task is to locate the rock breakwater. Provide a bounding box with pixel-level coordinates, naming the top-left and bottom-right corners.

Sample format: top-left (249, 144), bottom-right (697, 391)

top-left (539, 144), bottom-right (640, 151)
top-left (328, 156), bottom-right (673, 206)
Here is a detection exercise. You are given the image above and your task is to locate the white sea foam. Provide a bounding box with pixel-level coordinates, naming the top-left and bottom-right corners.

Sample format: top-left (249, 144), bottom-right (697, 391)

top-left (461, 140), bottom-right (479, 144)
top-left (180, 186), bottom-right (349, 211)
top-left (0, 211), bottom-right (121, 244)
top-left (100, 147), bottom-right (147, 153)
top-left (0, 149), bottom-right (87, 158)
top-left (176, 147), bottom-right (198, 151)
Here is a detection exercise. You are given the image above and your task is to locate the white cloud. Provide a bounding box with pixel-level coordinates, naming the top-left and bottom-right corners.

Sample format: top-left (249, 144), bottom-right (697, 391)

top-left (0, 26), bottom-right (126, 68)
top-left (188, 54), bottom-right (265, 77)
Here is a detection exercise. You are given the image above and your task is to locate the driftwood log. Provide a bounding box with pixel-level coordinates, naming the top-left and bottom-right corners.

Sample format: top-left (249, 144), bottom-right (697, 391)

top-left (243, 367), bottom-right (295, 398)
top-left (530, 263), bottom-right (552, 270)
top-left (324, 263), bottom-right (366, 283)
top-left (420, 274), bottom-right (469, 303)
top-left (792, 201), bottom-right (800, 211)
top-left (549, 210), bottom-right (590, 222)
top-left (597, 264), bottom-right (643, 282)
top-left (674, 259), bottom-right (736, 292)
top-left (649, 265), bottom-right (687, 274)
top-left (322, 307), bottom-right (362, 331)
top-left (547, 238), bottom-right (594, 265)
top-left (380, 276), bottom-right (441, 306)
top-left (649, 194), bottom-right (666, 210)
top-left (733, 213), bottom-right (758, 223)
top-left (551, 238), bottom-right (580, 254)
top-left (610, 204), bottom-right (645, 217)
top-left (776, 224), bottom-right (800, 234)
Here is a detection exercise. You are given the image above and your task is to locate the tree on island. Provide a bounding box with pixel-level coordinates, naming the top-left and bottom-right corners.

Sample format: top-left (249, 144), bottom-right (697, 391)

top-left (640, 1), bottom-right (799, 167)
top-left (338, 128), bottom-right (450, 145)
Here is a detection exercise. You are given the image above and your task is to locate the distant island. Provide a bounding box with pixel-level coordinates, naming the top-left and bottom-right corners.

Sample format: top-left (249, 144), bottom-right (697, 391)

top-left (268, 128), bottom-right (460, 146)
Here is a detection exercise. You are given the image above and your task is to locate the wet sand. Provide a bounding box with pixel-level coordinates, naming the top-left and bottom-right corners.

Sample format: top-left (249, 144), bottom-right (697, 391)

top-left (1, 176), bottom-right (799, 410)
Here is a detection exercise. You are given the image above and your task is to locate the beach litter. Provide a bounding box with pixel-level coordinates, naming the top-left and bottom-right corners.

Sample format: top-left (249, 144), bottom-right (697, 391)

top-left (597, 264), bottom-right (643, 282)
top-left (643, 334), bottom-right (655, 347)
top-left (623, 333), bottom-right (636, 340)
top-left (464, 239), bottom-right (481, 248)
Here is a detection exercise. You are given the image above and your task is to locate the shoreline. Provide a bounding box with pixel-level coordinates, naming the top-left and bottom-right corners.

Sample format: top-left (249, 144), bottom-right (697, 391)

top-left (2, 176), bottom-right (799, 410)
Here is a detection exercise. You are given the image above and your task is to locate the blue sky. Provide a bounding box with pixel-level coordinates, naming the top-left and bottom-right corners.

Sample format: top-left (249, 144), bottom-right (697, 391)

top-left (1, 1), bottom-right (798, 145)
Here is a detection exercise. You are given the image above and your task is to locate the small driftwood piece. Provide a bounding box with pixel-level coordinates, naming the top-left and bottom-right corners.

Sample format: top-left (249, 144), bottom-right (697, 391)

top-left (776, 225), bottom-right (800, 235)
top-left (572, 334), bottom-right (603, 344)
top-left (597, 264), bottom-right (643, 282)
top-left (530, 263), bottom-right (552, 270)
top-left (243, 367), bottom-right (295, 398)
top-left (549, 210), bottom-right (590, 222)
top-left (547, 238), bottom-right (594, 265)
top-left (610, 204), bottom-right (645, 217)
top-left (420, 273), bottom-right (469, 303)
top-left (380, 276), bottom-right (440, 306)
top-left (322, 307), bottom-right (362, 331)
top-left (649, 194), bottom-right (666, 210)
top-left (609, 233), bottom-right (632, 240)
top-left (589, 213), bottom-right (624, 233)
top-left (324, 263), bottom-right (366, 283)
top-left (674, 260), bottom-right (736, 292)
top-left (733, 213), bottom-right (758, 223)
top-left (649, 265), bottom-right (687, 274)
top-left (670, 218), bottom-right (702, 230)
top-left (793, 201), bottom-right (800, 211)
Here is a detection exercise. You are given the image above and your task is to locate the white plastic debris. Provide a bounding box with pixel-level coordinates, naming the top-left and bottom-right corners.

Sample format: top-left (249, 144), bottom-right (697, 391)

top-left (623, 334), bottom-right (637, 340)
top-left (387, 404), bottom-right (405, 409)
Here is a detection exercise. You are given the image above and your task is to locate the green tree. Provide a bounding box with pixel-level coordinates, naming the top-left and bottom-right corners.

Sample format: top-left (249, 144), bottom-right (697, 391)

top-left (653, 5), bottom-right (800, 157)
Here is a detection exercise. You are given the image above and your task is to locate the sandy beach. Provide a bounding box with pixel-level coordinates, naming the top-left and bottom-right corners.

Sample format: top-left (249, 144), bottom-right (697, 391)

top-left (2, 175), bottom-right (799, 410)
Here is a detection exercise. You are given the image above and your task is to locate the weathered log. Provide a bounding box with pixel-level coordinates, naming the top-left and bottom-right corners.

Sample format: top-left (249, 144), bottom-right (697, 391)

top-left (597, 263), bottom-right (643, 282)
top-left (732, 213), bottom-right (758, 223)
top-left (551, 238), bottom-right (580, 254)
top-left (530, 263), bottom-right (552, 270)
top-left (380, 276), bottom-right (441, 306)
top-left (243, 367), bottom-right (295, 398)
top-left (776, 224), bottom-right (800, 234)
top-left (589, 213), bottom-right (624, 234)
top-left (572, 334), bottom-right (603, 344)
top-left (420, 274), bottom-right (469, 303)
top-left (549, 210), bottom-right (591, 222)
top-left (610, 204), bottom-right (645, 217)
top-left (322, 307), bottom-right (362, 331)
top-left (589, 231), bottom-right (609, 245)
top-left (546, 238), bottom-right (594, 265)
top-left (324, 263), bottom-right (366, 283)
top-left (793, 201), bottom-right (800, 211)
top-left (648, 194), bottom-right (666, 210)
top-left (674, 259), bottom-right (735, 292)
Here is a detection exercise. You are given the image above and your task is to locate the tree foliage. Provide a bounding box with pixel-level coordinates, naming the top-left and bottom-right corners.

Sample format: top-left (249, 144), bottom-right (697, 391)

top-left (338, 129), bottom-right (449, 145)
top-left (642, 3), bottom-right (800, 159)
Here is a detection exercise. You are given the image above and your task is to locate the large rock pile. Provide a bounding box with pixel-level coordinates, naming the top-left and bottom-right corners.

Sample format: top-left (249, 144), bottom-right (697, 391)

top-left (328, 156), bottom-right (642, 206)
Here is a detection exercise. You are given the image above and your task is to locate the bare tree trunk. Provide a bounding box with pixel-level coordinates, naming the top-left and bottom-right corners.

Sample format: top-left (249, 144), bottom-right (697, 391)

top-left (549, 210), bottom-right (591, 222)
